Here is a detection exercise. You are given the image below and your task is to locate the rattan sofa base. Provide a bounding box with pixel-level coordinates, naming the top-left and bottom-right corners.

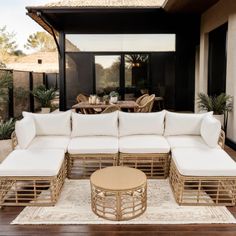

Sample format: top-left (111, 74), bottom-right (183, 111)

top-left (68, 153), bottom-right (118, 179)
top-left (119, 153), bottom-right (170, 179)
top-left (0, 159), bottom-right (67, 207)
top-left (169, 160), bottom-right (236, 206)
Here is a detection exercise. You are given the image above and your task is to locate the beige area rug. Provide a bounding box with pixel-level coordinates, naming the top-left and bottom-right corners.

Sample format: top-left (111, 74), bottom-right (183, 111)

top-left (12, 179), bottom-right (236, 225)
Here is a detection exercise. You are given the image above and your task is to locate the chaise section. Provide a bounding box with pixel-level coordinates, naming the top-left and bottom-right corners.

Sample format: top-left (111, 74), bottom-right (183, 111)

top-left (68, 112), bottom-right (119, 179)
top-left (0, 149), bottom-right (66, 206)
top-left (118, 111), bottom-right (170, 178)
top-left (169, 148), bottom-right (236, 206)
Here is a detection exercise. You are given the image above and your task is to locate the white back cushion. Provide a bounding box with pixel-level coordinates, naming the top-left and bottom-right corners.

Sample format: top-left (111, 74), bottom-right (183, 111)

top-left (71, 111), bottom-right (118, 137)
top-left (164, 111), bottom-right (213, 136)
top-left (201, 115), bottom-right (221, 148)
top-left (119, 111), bottom-right (165, 136)
top-left (15, 117), bottom-right (36, 149)
top-left (23, 110), bottom-right (71, 136)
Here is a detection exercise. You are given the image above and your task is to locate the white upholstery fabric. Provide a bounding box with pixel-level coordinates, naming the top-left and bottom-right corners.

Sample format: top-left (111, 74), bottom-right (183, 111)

top-left (0, 149), bottom-right (65, 176)
top-left (23, 110), bottom-right (71, 136)
top-left (28, 136), bottom-right (70, 153)
top-left (71, 111), bottom-right (118, 137)
top-left (201, 115), bottom-right (221, 148)
top-left (119, 111), bottom-right (165, 136)
top-left (15, 117), bottom-right (36, 149)
top-left (166, 135), bottom-right (219, 150)
top-left (68, 136), bottom-right (118, 154)
top-left (172, 148), bottom-right (236, 176)
top-left (164, 111), bottom-right (213, 136)
top-left (119, 135), bottom-right (170, 153)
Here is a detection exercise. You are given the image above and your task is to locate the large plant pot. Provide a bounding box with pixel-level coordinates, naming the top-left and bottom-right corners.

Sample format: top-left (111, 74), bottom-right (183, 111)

top-left (0, 139), bottom-right (12, 163)
top-left (213, 114), bottom-right (224, 127)
top-left (41, 107), bottom-right (51, 114)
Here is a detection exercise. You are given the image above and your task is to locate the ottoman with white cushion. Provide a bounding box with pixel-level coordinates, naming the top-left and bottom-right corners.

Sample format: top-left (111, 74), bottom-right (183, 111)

top-left (118, 111), bottom-right (170, 178)
top-left (0, 149), bottom-right (66, 206)
top-left (169, 148), bottom-right (236, 206)
top-left (68, 112), bottom-right (119, 178)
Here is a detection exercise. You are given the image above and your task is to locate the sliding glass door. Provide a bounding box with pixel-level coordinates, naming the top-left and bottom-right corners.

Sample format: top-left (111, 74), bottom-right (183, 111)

top-left (95, 53), bottom-right (149, 99)
top-left (95, 55), bottom-right (121, 95)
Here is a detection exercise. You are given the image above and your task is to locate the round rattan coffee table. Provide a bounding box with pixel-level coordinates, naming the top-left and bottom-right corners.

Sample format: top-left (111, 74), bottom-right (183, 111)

top-left (90, 166), bottom-right (147, 221)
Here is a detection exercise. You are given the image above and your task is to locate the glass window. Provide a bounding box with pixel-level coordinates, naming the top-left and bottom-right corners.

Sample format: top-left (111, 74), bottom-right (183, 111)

top-left (95, 55), bottom-right (120, 94)
top-left (66, 34), bottom-right (176, 52)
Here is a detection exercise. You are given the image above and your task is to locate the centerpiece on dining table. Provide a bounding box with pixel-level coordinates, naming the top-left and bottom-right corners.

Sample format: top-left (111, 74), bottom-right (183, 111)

top-left (109, 91), bottom-right (119, 104)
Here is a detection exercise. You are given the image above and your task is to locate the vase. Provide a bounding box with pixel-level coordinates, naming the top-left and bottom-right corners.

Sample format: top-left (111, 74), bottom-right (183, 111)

top-left (110, 96), bottom-right (118, 104)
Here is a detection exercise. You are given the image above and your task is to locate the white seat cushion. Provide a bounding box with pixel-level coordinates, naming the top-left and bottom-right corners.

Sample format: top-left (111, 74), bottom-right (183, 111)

top-left (172, 148), bottom-right (236, 176)
top-left (0, 149), bottom-right (65, 176)
top-left (119, 111), bottom-right (165, 136)
top-left (28, 136), bottom-right (70, 153)
top-left (23, 110), bottom-right (71, 136)
top-left (68, 136), bottom-right (118, 154)
top-left (166, 135), bottom-right (220, 150)
top-left (119, 135), bottom-right (170, 154)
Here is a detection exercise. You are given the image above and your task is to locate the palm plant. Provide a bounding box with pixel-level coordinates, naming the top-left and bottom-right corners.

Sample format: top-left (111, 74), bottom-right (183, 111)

top-left (197, 93), bottom-right (233, 115)
top-left (32, 85), bottom-right (56, 108)
top-left (0, 118), bottom-right (15, 140)
top-left (197, 93), bottom-right (233, 131)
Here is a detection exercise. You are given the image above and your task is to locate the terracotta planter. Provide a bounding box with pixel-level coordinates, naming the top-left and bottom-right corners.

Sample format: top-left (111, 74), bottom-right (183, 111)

top-left (0, 139), bottom-right (12, 163)
top-left (41, 107), bottom-right (51, 114)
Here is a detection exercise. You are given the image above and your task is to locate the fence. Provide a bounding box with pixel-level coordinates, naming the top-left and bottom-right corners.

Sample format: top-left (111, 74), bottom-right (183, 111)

top-left (0, 69), bottom-right (59, 120)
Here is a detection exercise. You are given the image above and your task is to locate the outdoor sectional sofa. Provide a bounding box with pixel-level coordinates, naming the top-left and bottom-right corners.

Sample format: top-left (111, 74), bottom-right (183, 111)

top-left (0, 110), bottom-right (236, 207)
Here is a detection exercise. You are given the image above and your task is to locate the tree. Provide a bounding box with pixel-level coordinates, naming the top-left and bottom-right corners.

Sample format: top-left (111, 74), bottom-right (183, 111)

top-left (0, 26), bottom-right (17, 63)
top-left (24, 32), bottom-right (56, 52)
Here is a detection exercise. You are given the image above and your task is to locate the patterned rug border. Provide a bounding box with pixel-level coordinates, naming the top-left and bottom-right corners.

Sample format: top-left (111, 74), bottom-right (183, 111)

top-left (12, 179), bottom-right (236, 225)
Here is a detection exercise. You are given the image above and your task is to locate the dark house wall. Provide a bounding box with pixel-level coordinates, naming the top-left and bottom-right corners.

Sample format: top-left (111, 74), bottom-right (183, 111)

top-left (56, 10), bottom-right (200, 111)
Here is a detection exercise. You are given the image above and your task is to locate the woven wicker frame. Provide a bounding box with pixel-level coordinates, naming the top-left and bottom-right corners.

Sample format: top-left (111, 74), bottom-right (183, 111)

top-left (119, 153), bottom-right (170, 179)
top-left (68, 154), bottom-right (118, 179)
top-left (169, 160), bottom-right (236, 206)
top-left (0, 158), bottom-right (67, 207)
top-left (91, 181), bottom-right (147, 221)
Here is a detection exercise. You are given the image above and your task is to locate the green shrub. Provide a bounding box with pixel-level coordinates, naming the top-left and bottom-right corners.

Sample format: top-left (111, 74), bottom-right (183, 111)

top-left (0, 118), bottom-right (15, 140)
top-left (32, 85), bottom-right (56, 107)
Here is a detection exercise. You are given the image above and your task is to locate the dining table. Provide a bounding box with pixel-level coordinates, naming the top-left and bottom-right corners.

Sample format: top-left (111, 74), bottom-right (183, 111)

top-left (72, 100), bottom-right (139, 113)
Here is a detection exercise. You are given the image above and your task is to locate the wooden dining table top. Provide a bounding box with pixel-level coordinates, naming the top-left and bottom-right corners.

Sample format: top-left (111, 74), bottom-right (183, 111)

top-left (72, 100), bottom-right (139, 109)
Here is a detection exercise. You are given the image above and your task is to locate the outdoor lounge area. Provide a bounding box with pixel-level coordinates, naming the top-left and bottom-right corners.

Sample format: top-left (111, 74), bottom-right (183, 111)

top-left (1, 0), bottom-right (236, 235)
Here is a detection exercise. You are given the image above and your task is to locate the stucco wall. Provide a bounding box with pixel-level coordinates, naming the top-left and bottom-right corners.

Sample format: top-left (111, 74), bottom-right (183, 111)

top-left (198, 0), bottom-right (236, 142)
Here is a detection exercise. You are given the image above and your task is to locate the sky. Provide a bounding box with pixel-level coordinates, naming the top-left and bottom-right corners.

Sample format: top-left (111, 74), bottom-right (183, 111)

top-left (0, 0), bottom-right (54, 53)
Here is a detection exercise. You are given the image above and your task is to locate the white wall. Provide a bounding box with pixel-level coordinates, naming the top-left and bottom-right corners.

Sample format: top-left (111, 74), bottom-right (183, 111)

top-left (198, 0), bottom-right (236, 142)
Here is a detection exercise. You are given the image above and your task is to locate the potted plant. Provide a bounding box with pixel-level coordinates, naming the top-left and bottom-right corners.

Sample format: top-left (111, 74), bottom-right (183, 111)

top-left (197, 93), bottom-right (233, 130)
top-left (109, 91), bottom-right (119, 104)
top-left (103, 95), bottom-right (110, 105)
top-left (0, 118), bottom-right (15, 162)
top-left (32, 85), bottom-right (56, 113)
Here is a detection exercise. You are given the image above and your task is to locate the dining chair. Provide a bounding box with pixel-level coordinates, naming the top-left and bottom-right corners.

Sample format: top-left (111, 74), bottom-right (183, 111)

top-left (102, 104), bottom-right (120, 114)
top-left (76, 93), bottom-right (94, 114)
top-left (135, 94), bottom-right (155, 113)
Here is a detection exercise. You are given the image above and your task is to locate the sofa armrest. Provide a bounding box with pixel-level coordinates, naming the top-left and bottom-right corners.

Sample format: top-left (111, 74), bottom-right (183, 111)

top-left (218, 130), bottom-right (225, 149)
top-left (11, 131), bottom-right (18, 150)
